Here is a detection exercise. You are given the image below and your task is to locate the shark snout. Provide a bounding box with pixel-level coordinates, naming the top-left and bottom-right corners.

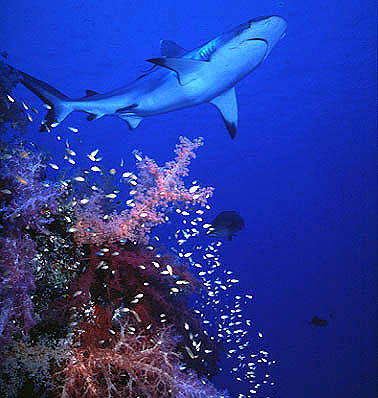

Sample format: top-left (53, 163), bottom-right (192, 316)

top-left (264, 16), bottom-right (287, 43)
top-left (270, 15), bottom-right (287, 39)
top-left (250, 15), bottom-right (287, 52)
top-left (250, 15), bottom-right (287, 32)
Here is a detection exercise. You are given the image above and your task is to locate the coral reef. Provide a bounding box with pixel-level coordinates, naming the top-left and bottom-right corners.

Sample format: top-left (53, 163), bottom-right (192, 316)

top-left (0, 59), bottom-right (227, 397)
top-left (0, 135), bottom-right (223, 396)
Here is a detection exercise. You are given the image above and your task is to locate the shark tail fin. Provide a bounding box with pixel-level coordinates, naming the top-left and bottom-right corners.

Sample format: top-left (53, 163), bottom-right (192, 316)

top-left (18, 70), bottom-right (74, 131)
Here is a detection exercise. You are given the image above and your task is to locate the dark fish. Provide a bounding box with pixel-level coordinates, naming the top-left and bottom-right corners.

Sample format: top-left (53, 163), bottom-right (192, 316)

top-left (207, 211), bottom-right (245, 240)
top-left (308, 316), bottom-right (328, 327)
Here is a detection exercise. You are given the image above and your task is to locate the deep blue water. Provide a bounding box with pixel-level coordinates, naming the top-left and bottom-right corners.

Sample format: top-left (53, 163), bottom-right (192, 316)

top-left (1, 1), bottom-right (377, 397)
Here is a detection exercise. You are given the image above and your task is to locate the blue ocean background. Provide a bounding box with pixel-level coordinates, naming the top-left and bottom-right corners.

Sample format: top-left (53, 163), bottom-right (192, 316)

top-left (1, 1), bottom-right (376, 397)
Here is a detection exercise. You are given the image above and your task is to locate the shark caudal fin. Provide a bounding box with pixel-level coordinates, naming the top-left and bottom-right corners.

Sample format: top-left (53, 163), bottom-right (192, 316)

top-left (18, 70), bottom-right (73, 132)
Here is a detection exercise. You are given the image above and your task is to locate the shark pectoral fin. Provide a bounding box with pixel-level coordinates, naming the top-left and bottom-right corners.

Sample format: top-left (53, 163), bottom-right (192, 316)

top-left (146, 57), bottom-right (206, 85)
top-left (117, 114), bottom-right (143, 130)
top-left (160, 40), bottom-right (187, 57)
top-left (210, 87), bottom-right (238, 139)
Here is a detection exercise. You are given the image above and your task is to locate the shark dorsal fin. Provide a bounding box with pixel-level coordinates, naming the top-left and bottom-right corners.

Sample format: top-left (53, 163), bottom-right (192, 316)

top-left (146, 57), bottom-right (207, 85)
top-left (85, 89), bottom-right (99, 96)
top-left (160, 40), bottom-right (187, 57)
top-left (210, 87), bottom-right (238, 139)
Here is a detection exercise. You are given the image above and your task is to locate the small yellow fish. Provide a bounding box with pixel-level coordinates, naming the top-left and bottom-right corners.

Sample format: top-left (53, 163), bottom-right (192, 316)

top-left (134, 152), bottom-right (142, 161)
top-left (16, 175), bottom-right (27, 185)
top-left (74, 176), bottom-right (85, 182)
top-left (65, 148), bottom-right (76, 156)
top-left (166, 264), bottom-right (173, 276)
top-left (88, 149), bottom-right (99, 161)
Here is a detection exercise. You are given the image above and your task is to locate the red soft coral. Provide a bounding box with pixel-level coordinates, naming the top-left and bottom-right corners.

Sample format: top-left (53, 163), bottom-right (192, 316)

top-left (54, 242), bottom-right (220, 378)
top-left (56, 323), bottom-right (228, 398)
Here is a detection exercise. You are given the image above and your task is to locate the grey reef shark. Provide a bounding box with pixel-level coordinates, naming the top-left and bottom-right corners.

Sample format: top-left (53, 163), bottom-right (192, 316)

top-left (17, 15), bottom-right (287, 139)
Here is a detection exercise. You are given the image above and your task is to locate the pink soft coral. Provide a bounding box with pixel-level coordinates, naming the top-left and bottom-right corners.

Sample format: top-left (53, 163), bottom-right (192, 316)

top-left (73, 136), bottom-right (213, 246)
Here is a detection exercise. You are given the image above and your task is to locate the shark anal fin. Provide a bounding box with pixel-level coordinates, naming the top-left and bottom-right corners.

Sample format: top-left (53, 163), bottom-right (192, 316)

top-left (87, 113), bottom-right (97, 121)
top-left (146, 57), bottom-right (207, 86)
top-left (160, 40), bottom-right (187, 57)
top-left (210, 87), bottom-right (238, 139)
